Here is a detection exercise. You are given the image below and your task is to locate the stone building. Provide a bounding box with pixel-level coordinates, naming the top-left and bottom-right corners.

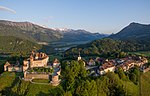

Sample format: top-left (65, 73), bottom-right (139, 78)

top-left (98, 61), bottom-right (116, 75)
top-left (4, 61), bottom-right (22, 72)
top-left (23, 52), bottom-right (61, 86)
top-left (25, 52), bottom-right (49, 68)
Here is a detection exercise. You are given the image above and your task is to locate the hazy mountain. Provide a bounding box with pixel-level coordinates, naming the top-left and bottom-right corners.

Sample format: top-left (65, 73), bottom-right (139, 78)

top-left (55, 29), bottom-right (108, 42)
top-left (0, 20), bottom-right (63, 43)
top-left (109, 22), bottom-right (150, 45)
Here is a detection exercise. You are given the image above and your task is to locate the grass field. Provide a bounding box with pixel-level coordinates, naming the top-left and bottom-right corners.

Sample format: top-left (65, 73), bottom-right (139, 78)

top-left (0, 72), bottom-right (64, 96)
top-left (140, 71), bottom-right (150, 96)
top-left (129, 51), bottom-right (150, 57)
top-left (32, 79), bottom-right (50, 83)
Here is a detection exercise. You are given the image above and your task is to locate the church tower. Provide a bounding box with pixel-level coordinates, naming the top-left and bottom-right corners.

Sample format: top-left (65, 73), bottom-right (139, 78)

top-left (78, 52), bottom-right (81, 61)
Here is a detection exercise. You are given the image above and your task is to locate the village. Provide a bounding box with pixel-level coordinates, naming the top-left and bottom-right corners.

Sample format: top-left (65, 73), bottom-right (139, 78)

top-left (77, 53), bottom-right (149, 76)
top-left (3, 51), bottom-right (149, 86)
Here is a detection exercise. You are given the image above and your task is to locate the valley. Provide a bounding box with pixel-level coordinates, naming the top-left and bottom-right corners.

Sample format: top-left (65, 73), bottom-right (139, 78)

top-left (0, 20), bottom-right (150, 96)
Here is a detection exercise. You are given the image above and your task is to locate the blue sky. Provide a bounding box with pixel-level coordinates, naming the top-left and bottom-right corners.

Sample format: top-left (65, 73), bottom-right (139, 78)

top-left (0, 0), bottom-right (150, 34)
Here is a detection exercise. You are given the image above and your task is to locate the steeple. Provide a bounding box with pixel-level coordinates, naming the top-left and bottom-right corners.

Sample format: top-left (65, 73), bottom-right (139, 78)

top-left (78, 52), bottom-right (81, 61)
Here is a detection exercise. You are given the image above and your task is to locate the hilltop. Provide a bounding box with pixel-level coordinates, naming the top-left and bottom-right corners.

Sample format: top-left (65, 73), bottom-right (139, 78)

top-left (109, 22), bottom-right (150, 46)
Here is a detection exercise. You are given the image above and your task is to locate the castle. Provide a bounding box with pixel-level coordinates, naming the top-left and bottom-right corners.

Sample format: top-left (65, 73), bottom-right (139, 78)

top-left (23, 52), bottom-right (49, 71)
top-left (4, 52), bottom-right (61, 86)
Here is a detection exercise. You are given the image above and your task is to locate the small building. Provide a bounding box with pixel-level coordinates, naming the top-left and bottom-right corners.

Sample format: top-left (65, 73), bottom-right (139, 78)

top-left (98, 61), bottom-right (116, 75)
top-left (4, 61), bottom-right (22, 72)
top-left (88, 59), bottom-right (95, 66)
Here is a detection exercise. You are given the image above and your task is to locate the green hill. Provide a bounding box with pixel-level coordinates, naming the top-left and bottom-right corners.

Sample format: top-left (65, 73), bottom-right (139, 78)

top-left (65, 38), bottom-right (143, 56)
top-left (140, 71), bottom-right (150, 96)
top-left (0, 36), bottom-right (42, 55)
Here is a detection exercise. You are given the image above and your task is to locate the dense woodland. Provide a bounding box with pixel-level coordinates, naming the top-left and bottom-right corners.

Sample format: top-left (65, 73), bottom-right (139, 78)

top-left (65, 38), bottom-right (148, 58)
top-left (0, 36), bottom-right (42, 56)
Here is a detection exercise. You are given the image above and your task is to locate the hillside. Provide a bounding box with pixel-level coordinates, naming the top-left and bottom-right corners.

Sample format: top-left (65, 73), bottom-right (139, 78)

top-left (0, 36), bottom-right (42, 55)
top-left (109, 22), bottom-right (150, 46)
top-left (0, 20), bottom-right (108, 44)
top-left (56, 29), bottom-right (108, 42)
top-left (65, 22), bottom-right (150, 56)
top-left (141, 71), bottom-right (150, 96)
top-left (0, 20), bottom-right (63, 43)
top-left (65, 38), bottom-right (143, 56)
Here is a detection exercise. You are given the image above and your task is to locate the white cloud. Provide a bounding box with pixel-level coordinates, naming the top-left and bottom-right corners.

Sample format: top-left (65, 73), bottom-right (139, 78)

top-left (0, 6), bottom-right (16, 13)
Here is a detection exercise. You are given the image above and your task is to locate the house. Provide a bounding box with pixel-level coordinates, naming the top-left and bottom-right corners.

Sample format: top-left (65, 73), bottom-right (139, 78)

top-left (88, 58), bottom-right (95, 66)
top-left (4, 61), bottom-right (22, 72)
top-left (98, 61), bottom-right (116, 75)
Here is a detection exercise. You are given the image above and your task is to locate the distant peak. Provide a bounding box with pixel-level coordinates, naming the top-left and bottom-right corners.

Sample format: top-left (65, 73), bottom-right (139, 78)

top-left (129, 22), bottom-right (150, 26)
top-left (129, 22), bottom-right (140, 25)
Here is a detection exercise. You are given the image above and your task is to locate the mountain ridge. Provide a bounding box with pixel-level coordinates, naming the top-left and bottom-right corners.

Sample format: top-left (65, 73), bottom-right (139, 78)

top-left (0, 20), bottom-right (108, 43)
top-left (0, 20), bottom-right (63, 43)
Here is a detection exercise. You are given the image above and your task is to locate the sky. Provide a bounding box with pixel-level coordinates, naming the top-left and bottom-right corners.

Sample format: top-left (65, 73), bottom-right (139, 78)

top-left (0, 0), bottom-right (150, 34)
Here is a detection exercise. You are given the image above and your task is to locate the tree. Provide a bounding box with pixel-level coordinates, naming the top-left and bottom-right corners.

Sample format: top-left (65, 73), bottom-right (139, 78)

top-left (64, 91), bottom-right (72, 96)
top-left (117, 67), bottom-right (127, 81)
top-left (96, 76), bottom-right (109, 96)
top-left (75, 80), bottom-right (97, 96)
top-left (78, 60), bottom-right (87, 78)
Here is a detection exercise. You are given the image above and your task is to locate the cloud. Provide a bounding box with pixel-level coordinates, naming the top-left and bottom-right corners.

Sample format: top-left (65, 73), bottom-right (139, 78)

top-left (0, 6), bottom-right (16, 13)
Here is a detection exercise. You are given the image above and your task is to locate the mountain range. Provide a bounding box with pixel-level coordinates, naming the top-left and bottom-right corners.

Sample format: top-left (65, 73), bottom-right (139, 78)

top-left (0, 20), bottom-right (107, 43)
top-left (65, 22), bottom-right (150, 56)
top-left (58, 29), bottom-right (108, 42)
top-left (0, 20), bottom-right (63, 43)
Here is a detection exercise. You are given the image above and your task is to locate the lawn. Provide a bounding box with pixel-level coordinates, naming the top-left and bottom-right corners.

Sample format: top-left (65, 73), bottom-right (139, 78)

top-left (129, 51), bottom-right (150, 57)
top-left (32, 79), bottom-right (50, 83)
top-left (0, 72), bottom-right (16, 92)
top-left (0, 72), bottom-right (64, 96)
top-left (140, 71), bottom-right (150, 96)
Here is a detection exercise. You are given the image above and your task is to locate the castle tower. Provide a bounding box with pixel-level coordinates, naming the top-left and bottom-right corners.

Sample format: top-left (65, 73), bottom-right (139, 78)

top-left (4, 62), bottom-right (10, 71)
top-left (78, 52), bottom-right (81, 61)
top-left (51, 75), bottom-right (60, 86)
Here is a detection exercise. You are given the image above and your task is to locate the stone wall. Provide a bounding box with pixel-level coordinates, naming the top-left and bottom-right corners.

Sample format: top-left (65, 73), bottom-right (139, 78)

top-left (7, 66), bottom-right (22, 72)
top-left (24, 73), bottom-right (49, 80)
